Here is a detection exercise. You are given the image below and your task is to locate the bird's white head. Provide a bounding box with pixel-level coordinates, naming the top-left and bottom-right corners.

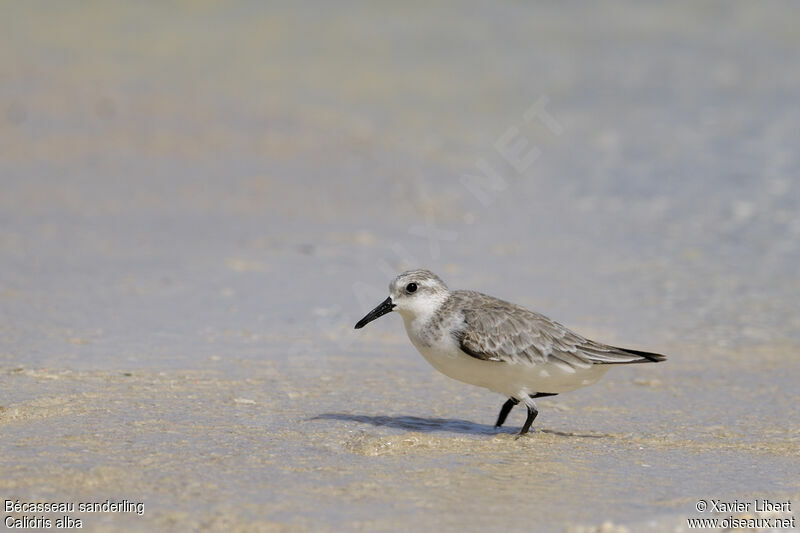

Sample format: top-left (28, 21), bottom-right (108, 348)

top-left (354, 269), bottom-right (450, 329)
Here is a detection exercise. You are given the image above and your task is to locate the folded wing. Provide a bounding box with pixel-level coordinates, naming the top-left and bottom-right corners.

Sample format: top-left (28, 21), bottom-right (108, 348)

top-left (453, 291), bottom-right (666, 371)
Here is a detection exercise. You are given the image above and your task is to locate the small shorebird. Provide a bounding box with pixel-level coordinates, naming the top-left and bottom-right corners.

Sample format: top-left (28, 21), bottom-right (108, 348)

top-left (355, 269), bottom-right (665, 436)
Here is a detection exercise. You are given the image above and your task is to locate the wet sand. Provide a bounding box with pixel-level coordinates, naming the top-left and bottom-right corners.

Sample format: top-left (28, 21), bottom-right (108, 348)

top-left (2, 2), bottom-right (799, 531)
top-left (2, 343), bottom-right (798, 531)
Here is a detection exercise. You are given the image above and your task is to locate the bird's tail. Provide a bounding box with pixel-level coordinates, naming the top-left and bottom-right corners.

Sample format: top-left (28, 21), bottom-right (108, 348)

top-left (612, 347), bottom-right (667, 363)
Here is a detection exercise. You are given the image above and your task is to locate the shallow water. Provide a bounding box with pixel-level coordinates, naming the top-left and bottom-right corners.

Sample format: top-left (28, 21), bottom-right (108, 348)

top-left (1, 2), bottom-right (799, 531)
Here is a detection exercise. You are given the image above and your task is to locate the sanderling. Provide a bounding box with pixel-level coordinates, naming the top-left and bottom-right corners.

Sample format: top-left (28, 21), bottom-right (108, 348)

top-left (355, 269), bottom-right (666, 436)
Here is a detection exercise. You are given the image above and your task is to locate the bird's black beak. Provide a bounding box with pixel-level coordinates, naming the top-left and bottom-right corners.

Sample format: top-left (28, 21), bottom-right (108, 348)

top-left (354, 297), bottom-right (396, 329)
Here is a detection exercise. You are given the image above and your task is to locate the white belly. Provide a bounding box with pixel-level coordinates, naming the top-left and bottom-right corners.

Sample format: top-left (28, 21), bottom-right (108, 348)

top-left (406, 325), bottom-right (610, 398)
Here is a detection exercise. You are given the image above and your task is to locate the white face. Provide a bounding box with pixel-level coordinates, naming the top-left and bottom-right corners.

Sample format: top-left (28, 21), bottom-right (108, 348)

top-left (354, 270), bottom-right (449, 330)
top-left (389, 272), bottom-right (449, 320)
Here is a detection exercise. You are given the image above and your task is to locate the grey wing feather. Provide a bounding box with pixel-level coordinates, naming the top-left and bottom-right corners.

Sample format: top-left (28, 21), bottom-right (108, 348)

top-left (454, 291), bottom-right (665, 369)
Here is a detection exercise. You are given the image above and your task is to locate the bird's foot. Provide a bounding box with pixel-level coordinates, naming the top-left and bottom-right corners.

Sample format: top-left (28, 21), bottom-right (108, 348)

top-left (514, 427), bottom-right (535, 440)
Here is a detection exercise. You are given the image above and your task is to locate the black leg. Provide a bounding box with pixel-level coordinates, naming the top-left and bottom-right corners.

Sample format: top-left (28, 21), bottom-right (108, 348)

top-left (519, 401), bottom-right (539, 436)
top-left (494, 398), bottom-right (519, 428)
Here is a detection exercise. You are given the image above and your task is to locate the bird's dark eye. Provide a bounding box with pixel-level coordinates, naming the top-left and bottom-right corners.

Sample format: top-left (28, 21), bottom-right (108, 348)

top-left (406, 282), bottom-right (417, 293)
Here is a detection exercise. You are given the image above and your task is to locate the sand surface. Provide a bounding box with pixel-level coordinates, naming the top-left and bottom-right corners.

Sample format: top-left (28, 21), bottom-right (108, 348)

top-left (1, 2), bottom-right (798, 531)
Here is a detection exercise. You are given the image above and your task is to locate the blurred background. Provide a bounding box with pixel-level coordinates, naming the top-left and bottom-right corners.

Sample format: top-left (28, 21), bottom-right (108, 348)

top-left (1, 2), bottom-right (798, 531)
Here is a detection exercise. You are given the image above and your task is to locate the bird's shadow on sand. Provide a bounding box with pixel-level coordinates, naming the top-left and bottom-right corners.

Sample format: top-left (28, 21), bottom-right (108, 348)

top-left (310, 413), bottom-right (605, 438)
